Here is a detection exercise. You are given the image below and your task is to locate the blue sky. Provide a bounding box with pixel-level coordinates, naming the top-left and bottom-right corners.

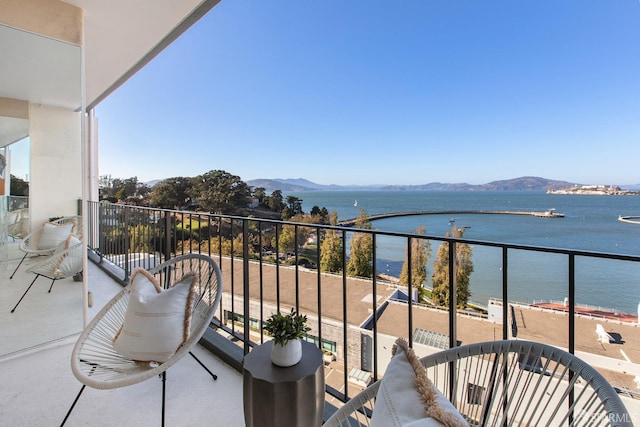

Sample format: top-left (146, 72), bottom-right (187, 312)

top-left (97, 1), bottom-right (640, 186)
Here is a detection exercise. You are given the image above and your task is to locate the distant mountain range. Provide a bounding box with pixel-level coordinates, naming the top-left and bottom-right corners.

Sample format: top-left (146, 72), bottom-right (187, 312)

top-left (246, 176), bottom-right (584, 192)
top-left (144, 176), bottom-right (639, 192)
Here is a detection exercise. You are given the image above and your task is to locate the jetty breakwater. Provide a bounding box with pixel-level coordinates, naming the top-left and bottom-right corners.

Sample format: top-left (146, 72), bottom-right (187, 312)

top-left (340, 210), bottom-right (564, 226)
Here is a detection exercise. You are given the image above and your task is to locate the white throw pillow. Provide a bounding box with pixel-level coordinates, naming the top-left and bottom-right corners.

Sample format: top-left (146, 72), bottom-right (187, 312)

top-left (113, 268), bottom-right (198, 363)
top-left (52, 234), bottom-right (82, 275)
top-left (7, 211), bottom-right (19, 225)
top-left (38, 221), bottom-right (75, 250)
top-left (370, 337), bottom-right (468, 427)
top-left (54, 234), bottom-right (81, 253)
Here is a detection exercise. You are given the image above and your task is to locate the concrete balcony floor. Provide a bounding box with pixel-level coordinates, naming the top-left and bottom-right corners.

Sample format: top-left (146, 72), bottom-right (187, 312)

top-left (0, 248), bottom-right (245, 426)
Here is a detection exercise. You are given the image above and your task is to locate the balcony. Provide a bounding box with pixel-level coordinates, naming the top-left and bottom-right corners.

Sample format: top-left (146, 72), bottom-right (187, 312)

top-left (0, 258), bottom-right (245, 426)
top-left (3, 202), bottom-right (640, 425)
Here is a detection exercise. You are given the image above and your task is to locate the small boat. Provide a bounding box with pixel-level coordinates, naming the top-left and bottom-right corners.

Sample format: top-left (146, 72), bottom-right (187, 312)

top-left (543, 208), bottom-right (564, 218)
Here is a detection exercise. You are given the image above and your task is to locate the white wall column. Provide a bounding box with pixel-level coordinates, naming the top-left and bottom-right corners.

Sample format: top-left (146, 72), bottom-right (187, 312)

top-left (29, 104), bottom-right (82, 227)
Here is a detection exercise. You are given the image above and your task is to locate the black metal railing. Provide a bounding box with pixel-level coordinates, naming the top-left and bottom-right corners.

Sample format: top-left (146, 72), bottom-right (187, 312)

top-left (7, 195), bottom-right (28, 211)
top-left (85, 201), bottom-right (640, 403)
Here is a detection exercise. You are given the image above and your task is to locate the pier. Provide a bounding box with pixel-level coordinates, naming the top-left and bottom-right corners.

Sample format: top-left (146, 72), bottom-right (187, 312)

top-left (340, 209), bottom-right (564, 226)
top-left (619, 216), bottom-right (640, 225)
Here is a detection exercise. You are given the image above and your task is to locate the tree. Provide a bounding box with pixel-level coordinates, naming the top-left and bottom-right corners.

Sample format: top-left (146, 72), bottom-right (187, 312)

top-left (99, 174), bottom-right (116, 200)
top-left (253, 187), bottom-right (267, 207)
top-left (137, 182), bottom-right (152, 200)
top-left (399, 226), bottom-right (432, 303)
top-left (115, 188), bottom-right (127, 202)
top-left (99, 176), bottom-right (149, 204)
top-left (346, 209), bottom-right (373, 278)
top-left (431, 225), bottom-right (473, 308)
top-left (9, 174), bottom-right (29, 196)
top-left (320, 210), bottom-right (343, 273)
top-left (150, 177), bottom-right (194, 209)
top-left (320, 230), bottom-right (343, 273)
top-left (112, 177), bottom-right (140, 199)
top-left (310, 206), bottom-right (330, 224)
top-left (285, 195), bottom-right (303, 217)
top-left (281, 206), bottom-right (292, 220)
top-left (328, 210), bottom-right (338, 227)
top-left (275, 224), bottom-right (296, 255)
top-left (268, 190), bottom-right (285, 212)
top-left (190, 170), bottom-right (251, 214)
top-left (320, 207), bottom-right (330, 223)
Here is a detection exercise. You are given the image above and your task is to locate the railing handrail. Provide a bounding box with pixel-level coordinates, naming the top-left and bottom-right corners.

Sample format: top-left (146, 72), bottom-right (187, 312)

top-left (85, 200), bottom-right (640, 405)
top-left (92, 201), bottom-right (640, 262)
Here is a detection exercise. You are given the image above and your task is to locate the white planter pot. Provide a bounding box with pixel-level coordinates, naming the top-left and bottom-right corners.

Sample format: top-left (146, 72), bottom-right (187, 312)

top-left (270, 339), bottom-right (302, 367)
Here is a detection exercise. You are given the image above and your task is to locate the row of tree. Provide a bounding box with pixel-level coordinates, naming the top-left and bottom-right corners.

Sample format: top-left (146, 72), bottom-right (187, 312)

top-left (319, 209), bottom-right (473, 308)
top-left (9, 174), bottom-right (29, 196)
top-left (99, 171), bottom-right (473, 308)
top-left (99, 175), bottom-right (151, 202)
top-left (99, 170), bottom-right (330, 222)
top-left (400, 224), bottom-right (473, 308)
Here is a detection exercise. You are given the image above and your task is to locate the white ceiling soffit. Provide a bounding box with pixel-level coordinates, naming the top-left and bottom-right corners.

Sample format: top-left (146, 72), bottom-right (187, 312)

top-left (0, 117), bottom-right (29, 148)
top-left (64, 0), bottom-right (221, 110)
top-left (0, 24), bottom-right (81, 111)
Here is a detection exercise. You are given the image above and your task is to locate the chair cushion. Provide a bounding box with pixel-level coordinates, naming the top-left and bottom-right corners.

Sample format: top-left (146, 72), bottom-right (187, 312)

top-left (370, 337), bottom-right (468, 427)
top-left (113, 268), bottom-right (198, 363)
top-left (7, 211), bottom-right (19, 225)
top-left (54, 234), bottom-right (81, 253)
top-left (53, 234), bottom-right (82, 275)
top-left (38, 221), bottom-right (75, 250)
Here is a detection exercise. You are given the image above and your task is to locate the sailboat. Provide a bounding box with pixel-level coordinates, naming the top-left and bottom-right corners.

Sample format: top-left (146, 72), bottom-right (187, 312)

top-left (354, 200), bottom-right (358, 207)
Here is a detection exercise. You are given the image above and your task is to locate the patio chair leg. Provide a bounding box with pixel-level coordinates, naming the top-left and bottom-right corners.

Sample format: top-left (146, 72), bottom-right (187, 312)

top-left (9, 252), bottom-right (28, 279)
top-left (11, 275), bottom-right (40, 313)
top-left (48, 278), bottom-right (57, 293)
top-left (189, 351), bottom-right (218, 380)
top-left (60, 384), bottom-right (86, 427)
top-left (161, 371), bottom-right (166, 427)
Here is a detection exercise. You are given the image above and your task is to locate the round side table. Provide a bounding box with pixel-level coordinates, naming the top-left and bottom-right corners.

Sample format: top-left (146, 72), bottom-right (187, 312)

top-left (243, 340), bottom-right (324, 427)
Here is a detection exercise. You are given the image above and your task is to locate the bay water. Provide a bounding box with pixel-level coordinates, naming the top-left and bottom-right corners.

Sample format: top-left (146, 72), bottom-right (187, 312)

top-left (289, 190), bottom-right (640, 314)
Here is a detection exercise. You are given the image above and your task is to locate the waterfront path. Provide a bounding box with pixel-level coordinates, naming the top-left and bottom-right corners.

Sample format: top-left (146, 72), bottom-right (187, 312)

top-left (340, 209), bottom-right (564, 226)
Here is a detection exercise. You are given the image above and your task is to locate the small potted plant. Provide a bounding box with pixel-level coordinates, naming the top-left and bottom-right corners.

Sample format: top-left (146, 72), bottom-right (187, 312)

top-left (264, 308), bottom-right (311, 367)
top-left (322, 349), bottom-right (335, 364)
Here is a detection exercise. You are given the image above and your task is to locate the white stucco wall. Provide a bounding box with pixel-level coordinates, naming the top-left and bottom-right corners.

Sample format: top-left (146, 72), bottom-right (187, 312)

top-left (28, 104), bottom-right (82, 227)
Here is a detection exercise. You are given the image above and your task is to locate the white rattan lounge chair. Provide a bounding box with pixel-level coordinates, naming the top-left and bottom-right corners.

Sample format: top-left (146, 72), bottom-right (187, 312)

top-left (61, 253), bottom-right (222, 427)
top-left (6, 207), bottom-right (29, 241)
top-left (9, 215), bottom-right (82, 279)
top-left (324, 340), bottom-right (632, 427)
top-left (10, 239), bottom-right (83, 313)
